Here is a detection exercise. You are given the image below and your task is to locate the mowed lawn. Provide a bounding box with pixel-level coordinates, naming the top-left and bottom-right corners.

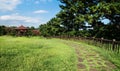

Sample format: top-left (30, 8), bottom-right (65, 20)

top-left (0, 36), bottom-right (77, 71)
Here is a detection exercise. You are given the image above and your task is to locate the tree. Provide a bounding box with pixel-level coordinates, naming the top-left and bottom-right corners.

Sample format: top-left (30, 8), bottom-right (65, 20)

top-left (39, 17), bottom-right (64, 36)
top-left (0, 25), bottom-right (6, 36)
top-left (39, 0), bottom-right (120, 40)
top-left (58, 0), bottom-right (97, 37)
top-left (58, 0), bottom-right (120, 40)
top-left (88, 0), bottom-right (120, 39)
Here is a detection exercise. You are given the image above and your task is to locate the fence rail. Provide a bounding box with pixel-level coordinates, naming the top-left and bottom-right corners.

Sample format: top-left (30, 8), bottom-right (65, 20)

top-left (53, 36), bottom-right (120, 53)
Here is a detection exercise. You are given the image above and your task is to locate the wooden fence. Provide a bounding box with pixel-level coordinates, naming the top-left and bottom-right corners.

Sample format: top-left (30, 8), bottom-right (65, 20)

top-left (53, 36), bottom-right (120, 53)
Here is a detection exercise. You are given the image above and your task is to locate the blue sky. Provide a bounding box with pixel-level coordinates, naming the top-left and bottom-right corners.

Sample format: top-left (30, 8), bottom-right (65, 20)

top-left (0, 0), bottom-right (61, 28)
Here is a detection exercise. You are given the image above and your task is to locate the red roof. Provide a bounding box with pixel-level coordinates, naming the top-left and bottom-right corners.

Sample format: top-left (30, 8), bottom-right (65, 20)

top-left (16, 25), bottom-right (27, 30)
top-left (32, 30), bottom-right (40, 35)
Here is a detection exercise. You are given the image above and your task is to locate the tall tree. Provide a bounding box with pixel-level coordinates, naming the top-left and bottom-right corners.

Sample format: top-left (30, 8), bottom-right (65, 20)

top-left (0, 25), bottom-right (6, 36)
top-left (58, 0), bottom-right (120, 40)
top-left (39, 17), bottom-right (63, 36)
top-left (89, 0), bottom-right (120, 39)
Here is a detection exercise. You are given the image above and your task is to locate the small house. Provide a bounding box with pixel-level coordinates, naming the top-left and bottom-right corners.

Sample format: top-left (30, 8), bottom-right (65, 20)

top-left (15, 25), bottom-right (28, 36)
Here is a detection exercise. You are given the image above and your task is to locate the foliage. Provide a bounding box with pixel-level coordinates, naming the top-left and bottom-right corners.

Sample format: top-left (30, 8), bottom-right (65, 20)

top-left (0, 26), bottom-right (39, 36)
top-left (39, 17), bottom-right (64, 36)
top-left (0, 25), bottom-right (6, 36)
top-left (39, 0), bottom-right (120, 40)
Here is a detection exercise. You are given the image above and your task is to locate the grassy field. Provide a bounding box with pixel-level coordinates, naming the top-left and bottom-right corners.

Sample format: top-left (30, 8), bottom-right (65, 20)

top-left (0, 36), bottom-right (120, 71)
top-left (0, 36), bottom-right (77, 71)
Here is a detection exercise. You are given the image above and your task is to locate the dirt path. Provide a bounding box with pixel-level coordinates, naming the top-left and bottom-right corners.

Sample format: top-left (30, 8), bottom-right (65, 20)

top-left (61, 40), bottom-right (116, 71)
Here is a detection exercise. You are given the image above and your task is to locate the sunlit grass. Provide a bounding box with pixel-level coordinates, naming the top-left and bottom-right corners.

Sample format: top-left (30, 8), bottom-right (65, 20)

top-left (93, 47), bottom-right (120, 70)
top-left (0, 36), bottom-right (77, 71)
top-left (77, 41), bottom-right (120, 70)
top-left (1, 36), bottom-right (119, 71)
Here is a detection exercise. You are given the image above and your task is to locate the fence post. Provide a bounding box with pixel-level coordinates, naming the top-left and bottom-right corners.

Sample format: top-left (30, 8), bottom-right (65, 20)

top-left (118, 43), bottom-right (120, 53)
top-left (78, 36), bottom-right (80, 40)
top-left (101, 37), bottom-right (104, 47)
top-left (112, 39), bottom-right (116, 51)
top-left (92, 37), bottom-right (94, 46)
top-left (68, 35), bottom-right (70, 40)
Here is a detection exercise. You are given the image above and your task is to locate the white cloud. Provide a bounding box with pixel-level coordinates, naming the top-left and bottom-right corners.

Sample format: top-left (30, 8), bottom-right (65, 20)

top-left (0, 14), bottom-right (41, 27)
top-left (0, 0), bottom-right (21, 11)
top-left (34, 0), bottom-right (52, 4)
top-left (33, 10), bottom-right (48, 14)
top-left (0, 14), bottom-right (40, 23)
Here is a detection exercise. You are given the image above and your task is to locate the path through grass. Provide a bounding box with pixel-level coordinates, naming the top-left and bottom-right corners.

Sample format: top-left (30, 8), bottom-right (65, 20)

top-left (60, 40), bottom-right (117, 71)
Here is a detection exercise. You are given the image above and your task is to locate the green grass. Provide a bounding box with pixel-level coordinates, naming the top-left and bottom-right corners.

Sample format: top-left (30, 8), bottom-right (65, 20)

top-left (0, 36), bottom-right (77, 71)
top-left (92, 46), bottom-right (120, 70)
top-left (60, 39), bottom-right (120, 71)
top-left (75, 40), bottom-right (120, 71)
top-left (1, 36), bottom-right (120, 71)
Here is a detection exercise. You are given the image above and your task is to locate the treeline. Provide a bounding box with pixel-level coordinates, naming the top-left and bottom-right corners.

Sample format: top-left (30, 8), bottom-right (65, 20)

top-left (39, 0), bottom-right (120, 41)
top-left (0, 25), bottom-right (39, 36)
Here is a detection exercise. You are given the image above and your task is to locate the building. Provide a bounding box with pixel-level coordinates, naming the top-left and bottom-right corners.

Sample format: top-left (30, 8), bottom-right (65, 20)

top-left (15, 25), bottom-right (28, 36)
top-left (15, 25), bottom-right (40, 36)
top-left (32, 30), bottom-right (40, 36)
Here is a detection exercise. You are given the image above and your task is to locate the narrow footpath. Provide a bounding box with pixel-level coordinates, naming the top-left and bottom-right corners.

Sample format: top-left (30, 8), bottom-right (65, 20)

top-left (61, 40), bottom-right (116, 71)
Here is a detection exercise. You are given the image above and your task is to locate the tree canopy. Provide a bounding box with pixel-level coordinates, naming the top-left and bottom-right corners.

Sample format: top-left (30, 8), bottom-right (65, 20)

top-left (39, 0), bottom-right (120, 40)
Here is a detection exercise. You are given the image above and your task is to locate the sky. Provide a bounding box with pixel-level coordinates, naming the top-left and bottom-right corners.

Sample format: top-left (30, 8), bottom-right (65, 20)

top-left (0, 0), bottom-right (61, 28)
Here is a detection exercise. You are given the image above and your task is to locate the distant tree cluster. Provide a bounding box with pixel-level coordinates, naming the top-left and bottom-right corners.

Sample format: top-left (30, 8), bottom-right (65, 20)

top-left (0, 25), bottom-right (40, 36)
top-left (39, 0), bottom-right (120, 40)
top-left (0, 25), bottom-right (16, 36)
